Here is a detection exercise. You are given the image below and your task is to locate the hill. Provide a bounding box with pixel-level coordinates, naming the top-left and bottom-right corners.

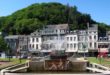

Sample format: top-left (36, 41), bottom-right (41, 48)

top-left (0, 2), bottom-right (110, 35)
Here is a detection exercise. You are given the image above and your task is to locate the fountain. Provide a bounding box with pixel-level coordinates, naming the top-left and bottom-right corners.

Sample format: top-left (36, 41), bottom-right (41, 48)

top-left (27, 29), bottom-right (89, 73)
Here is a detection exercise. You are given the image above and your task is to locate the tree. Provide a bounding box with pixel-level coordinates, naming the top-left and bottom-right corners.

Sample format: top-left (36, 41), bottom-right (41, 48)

top-left (0, 36), bottom-right (8, 52)
top-left (0, 2), bottom-right (109, 35)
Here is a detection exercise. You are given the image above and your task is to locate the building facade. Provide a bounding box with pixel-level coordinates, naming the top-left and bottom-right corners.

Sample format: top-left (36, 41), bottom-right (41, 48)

top-left (65, 32), bottom-right (78, 53)
top-left (77, 30), bottom-right (88, 53)
top-left (4, 35), bottom-right (29, 55)
top-left (87, 24), bottom-right (98, 50)
top-left (5, 24), bottom-right (100, 56)
top-left (28, 31), bottom-right (42, 53)
top-left (28, 24), bottom-right (98, 54)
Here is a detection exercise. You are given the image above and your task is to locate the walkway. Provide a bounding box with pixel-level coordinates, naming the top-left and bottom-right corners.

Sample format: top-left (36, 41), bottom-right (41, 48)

top-left (1, 73), bottom-right (101, 75)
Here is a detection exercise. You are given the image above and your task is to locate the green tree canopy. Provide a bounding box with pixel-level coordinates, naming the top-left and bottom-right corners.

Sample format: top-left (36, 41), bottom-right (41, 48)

top-left (0, 2), bottom-right (109, 35)
top-left (0, 36), bottom-right (8, 52)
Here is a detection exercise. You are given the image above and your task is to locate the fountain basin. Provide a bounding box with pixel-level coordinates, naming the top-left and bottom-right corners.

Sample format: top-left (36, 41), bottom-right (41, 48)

top-left (28, 58), bottom-right (88, 72)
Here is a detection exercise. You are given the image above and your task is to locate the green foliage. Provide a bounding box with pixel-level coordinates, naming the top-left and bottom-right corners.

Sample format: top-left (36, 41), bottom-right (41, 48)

top-left (0, 36), bottom-right (8, 52)
top-left (0, 2), bottom-right (109, 35)
top-left (98, 23), bottom-right (110, 36)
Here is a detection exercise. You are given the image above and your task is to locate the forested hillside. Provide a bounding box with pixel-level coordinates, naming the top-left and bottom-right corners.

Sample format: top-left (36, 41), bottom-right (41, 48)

top-left (0, 2), bottom-right (110, 35)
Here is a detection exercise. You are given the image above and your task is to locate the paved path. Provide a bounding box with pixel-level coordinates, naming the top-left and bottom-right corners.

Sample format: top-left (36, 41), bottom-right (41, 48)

top-left (1, 73), bottom-right (101, 75)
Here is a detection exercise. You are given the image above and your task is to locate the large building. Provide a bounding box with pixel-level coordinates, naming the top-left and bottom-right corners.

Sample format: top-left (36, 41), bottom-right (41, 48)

top-left (4, 23), bottom-right (100, 56)
top-left (28, 23), bottom-right (98, 55)
top-left (65, 32), bottom-right (78, 53)
top-left (87, 24), bottom-right (98, 56)
top-left (29, 24), bottom-right (69, 53)
top-left (28, 31), bottom-right (42, 53)
top-left (4, 35), bottom-right (29, 55)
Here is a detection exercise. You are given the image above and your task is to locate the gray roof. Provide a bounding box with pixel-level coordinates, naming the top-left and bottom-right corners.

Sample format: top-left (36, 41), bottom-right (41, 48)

top-left (44, 24), bottom-right (69, 30)
top-left (30, 30), bottom-right (41, 37)
top-left (5, 35), bottom-right (28, 39)
top-left (88, 24), bottom-right (98, 31)
top-left (106, 31), bottom-right (110, 35)
top-left (5, 35), bottom-right (19, 39)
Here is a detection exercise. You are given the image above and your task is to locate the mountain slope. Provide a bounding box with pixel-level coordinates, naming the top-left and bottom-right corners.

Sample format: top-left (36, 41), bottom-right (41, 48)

top-left (0, 2), bottom-right (109, 35)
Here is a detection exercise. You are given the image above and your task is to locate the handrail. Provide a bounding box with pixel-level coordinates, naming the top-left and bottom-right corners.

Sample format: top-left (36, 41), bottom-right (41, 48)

top-left (1, 61), bottom-right (29, 75)
top-left (86, 62), bottom-right (110, 73)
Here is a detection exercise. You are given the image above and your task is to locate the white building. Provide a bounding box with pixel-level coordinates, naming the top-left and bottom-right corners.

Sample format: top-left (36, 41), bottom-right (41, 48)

top-left (65, 32), bottom-right (78, 53)
top-left (28, 24), bottom-right (98, 55)
top-left (28, 24), bottom-right (69, 53)
top-left (77, 30), bottom-right (88, 53)
top-left (28, 31), bottom-right (42, 53)
top-left (98, 37), bottom-right (109, 53)
top-left (87, 24), bottom-right (98, 55)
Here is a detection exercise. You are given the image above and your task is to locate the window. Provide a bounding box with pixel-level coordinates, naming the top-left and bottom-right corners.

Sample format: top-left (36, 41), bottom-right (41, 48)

top-left (70, 37), bottom-right (72, 41)
top-left (89, 32), bottom-right (91, 34)
top-left (78, 43), bottom-right (81, 49)
top-left (67, 37), bottom-right (69, 41)
top-left (94, 35), bottom-right (96, 40)
top-left (61, 36), bottom-right (64, 40)
top-left (67, 44), bottom-right (69, 48)
top-left (90, 43), bottom-right (92, 48)
top-left (74, 43), bottom-right (76, 48)
top-left (60, 29), bottom-right (61, 32)
top-left (30, 44), bottom-right (31, 48)
top-left (32, 44), bottom-right (34, 48)
top-left (32, 38), bottom-right (34, 42)
top-left (56, 30), bottom-right (57, 33)
top-left (36, 38), bottom-right (38, 42)
top-left (64, 29), bottom-right (65, 32)
top-left (79, 36), bottom-right (82, 41)
top-left (70, 44), bottom-right (73, 48)
top-left (89, 36), bottom-right (92, 40)
top-left (36, 44), bottom-right (38, 49)
top-left (24, 45), bottom-right (27, 49)
top-left (82, 36), bottom-right (84, 41)
top-left (94, 42), bottom-right (97, 48)
top-left (74, 37), bottom-right (76, 41)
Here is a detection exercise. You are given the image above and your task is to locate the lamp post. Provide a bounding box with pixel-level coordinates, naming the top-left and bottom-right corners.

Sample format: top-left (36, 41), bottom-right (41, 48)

top-left (19, 47), bottom-right (22, 63)
top-left (83, 31), bottom-right (88, 58)
top-left (7, 45), bottom-right (11, 62)
top-left (17, 47), bottom-right (22, 63)
top-left (83, 44), bottom-right (86, 58)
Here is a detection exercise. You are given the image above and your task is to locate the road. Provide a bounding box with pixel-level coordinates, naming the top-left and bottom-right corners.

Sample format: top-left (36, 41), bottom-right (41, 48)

top-left (0, 73), bottom-right (101, 75)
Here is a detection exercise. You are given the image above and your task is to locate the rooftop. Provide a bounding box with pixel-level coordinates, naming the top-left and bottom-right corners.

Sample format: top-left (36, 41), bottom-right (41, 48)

top-left (44, 24), bottom-right (69, 30)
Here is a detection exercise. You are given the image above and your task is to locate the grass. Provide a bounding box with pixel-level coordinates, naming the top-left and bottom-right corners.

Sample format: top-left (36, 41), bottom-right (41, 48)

top-left (87, 57), bottom-right (110, 67)
top-left (0, 58), bottom-right (27, 70)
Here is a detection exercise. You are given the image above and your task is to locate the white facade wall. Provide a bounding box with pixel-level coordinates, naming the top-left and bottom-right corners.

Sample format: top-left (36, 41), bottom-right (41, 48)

top-left (29, 36), bottom-right (42, 51)
top-left (78, 30), bottom-right (88, 53)
top-left (28, 24), bottom-right (98, 53)
top-left (65, 34), bottom-right (78, 52)
top-left (88, 31), bottom-right (98, 50)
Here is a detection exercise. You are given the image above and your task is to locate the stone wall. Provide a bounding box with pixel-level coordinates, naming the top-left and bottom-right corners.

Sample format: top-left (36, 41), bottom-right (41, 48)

top-left (69, 61), bottom-right (87, 72)
top-left (28, 61), bottom-right (44, 72)
top-left (28, 60), bottom-right (87, 72)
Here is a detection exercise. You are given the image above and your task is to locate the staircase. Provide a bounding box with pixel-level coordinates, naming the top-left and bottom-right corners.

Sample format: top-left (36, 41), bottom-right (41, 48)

top-left (1, 61), bottom-right (29, 75)
top-left (86, 62), bottom-right (110, 74)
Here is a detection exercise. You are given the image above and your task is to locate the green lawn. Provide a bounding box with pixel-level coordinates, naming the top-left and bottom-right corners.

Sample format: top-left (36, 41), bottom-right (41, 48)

top-left (87, 57), bottom-right (110, 67)
top-left (0, 58), bottom-right (27, 70)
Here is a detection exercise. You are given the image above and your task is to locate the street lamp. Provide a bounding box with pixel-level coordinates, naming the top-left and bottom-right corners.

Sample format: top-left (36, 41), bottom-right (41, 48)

top-left (7, 45), bottom-right (11, 61)
top-left (17, 47), bottom-right (22, 63)
top-left (83, 31), bottom-right (88, 58)
top-left (19, 47), bottom-right (22, 63)
top-left (82, 43), bottom-right (87, 58)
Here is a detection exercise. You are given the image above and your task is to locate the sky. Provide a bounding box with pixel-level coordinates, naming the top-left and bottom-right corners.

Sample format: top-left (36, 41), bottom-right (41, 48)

top-left (0, 0), bottom-right (110, 25)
